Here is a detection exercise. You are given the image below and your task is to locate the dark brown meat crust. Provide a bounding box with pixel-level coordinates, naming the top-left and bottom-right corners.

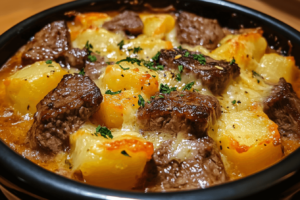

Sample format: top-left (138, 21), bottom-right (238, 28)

top-left (85, 52), bottom-right (107, 80)
top-left (158, 48), bottom-right (240, 94)
top-left (61, 48), bottom-right (88, 69)
top-left (264, 78), bottom-right (300, 142)
top-left (176, 11), bottom-right (225, 50)
top-left (142, 137), bottom-right (227, 191)
top-left (27, 74), bottom-right (103, 154)
top-left (137, 91), bottom-right (221, 137)
top-left (102, 11), bottom-right (143, 35)
top-left (22, 21), bottom-right (70, 66)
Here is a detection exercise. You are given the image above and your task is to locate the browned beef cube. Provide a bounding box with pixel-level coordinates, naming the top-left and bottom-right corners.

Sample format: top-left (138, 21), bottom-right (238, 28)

top-left (176, 11), bottom-right (225, 50)
top-left (102, 11), bottom-right (143, 35)
top-left (137, 91), bottom-right (221, 138)
top-left (264, 78), bottom-right (300, 150)
top-left (22, 21), bottom-right (70, 66)
top-left (61, 48), bottom-right (88, 69)
top-left (158, 48), bottom-right (240, 95)
top-left (142, 137), bottom-right (227, 191)
top-left (27, 74), bottom-right (103, 154)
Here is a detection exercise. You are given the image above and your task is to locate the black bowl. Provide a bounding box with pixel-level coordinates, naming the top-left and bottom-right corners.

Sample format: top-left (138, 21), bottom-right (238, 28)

top-left (1, 0), bottom-right (300, 199)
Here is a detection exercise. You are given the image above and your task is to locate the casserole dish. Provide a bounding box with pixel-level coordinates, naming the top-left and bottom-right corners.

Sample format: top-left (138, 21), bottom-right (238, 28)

top-left (1, 0), bottom-right (300, 199)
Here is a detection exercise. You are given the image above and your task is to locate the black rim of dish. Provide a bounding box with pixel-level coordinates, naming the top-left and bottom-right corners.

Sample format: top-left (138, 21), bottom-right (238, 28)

top-left (0, 0), bottom-right (300, 199)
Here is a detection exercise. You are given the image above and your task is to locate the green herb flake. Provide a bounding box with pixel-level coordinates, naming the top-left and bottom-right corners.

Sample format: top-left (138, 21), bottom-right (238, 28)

top-left (147, 101), bottom-right (151, 104)
top-left (95, 50), bottom-right (100, 54)
top-left (152, 51), bottom-right (161, 62)
top-left (160, 83), bottom-right (177, 94)
top-left (105, 90), bottom-right (122, 95)
top-left (95, 125), bottom-right (113, 139)
top-left (138, 94), bottom-right (145, 107)
top-left (178, 65), bottom-right (183, 73)
top-left (117, 40), bottom-right (124, 50)
top-left (121, 150), bottom-right (131, 157)
top-left (131, 46), bottom-right (143, 54)
top-left (88, 55), bottom-right (97, 62)
top-left (180, 94), bottom-right (184, 97)
top-left (119, 65), bottom-right (130, 70)
top-left (232, 100), bottom-right (237, 105)
top-left (159, 95), bottom-right (164, 98)
top-left (79, 68), bottom-right (85, 75)
top-left (184, 52), bottom-right (190, 57)
top-left (152, 75), bottom-right (156, 78)
top-left (156, 65), bottom-right (164, 70)
top-left (151, 96), bottom-right (155, 99)
top-left (116, 57), bottom-right (142, 66)
top-left (182, 82), bottom-right (195, 91)
top-left (175, 74), bottom-right (181, 81)
top-left (230, 57), bottom-right (236, 65)
top-left (106, 62), bottom-right (111, 65)
top-left (48, 65), bottom-right (54, 67)
top-left (178, 45), bottom-right (183, 50)
top-left (85, 40), bottom-right (93, 55)
top-left (257, 79), bottom-right (260, 83)
top-left (45, 60), bottom-right (52, 64)
top-left (193, 54), bottom-right (206, 65)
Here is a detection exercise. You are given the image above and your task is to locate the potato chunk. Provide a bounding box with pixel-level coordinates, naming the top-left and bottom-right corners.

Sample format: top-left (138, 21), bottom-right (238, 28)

top-left (70, 123), bottom-right (154, 190)
top-left (209, 105), bottom-right (282, 178)
top-left (4, 61), bottom-right (67, 115)
top-left (91, 90), bottom-right (140, 129)
top-left (256, 53), bottom-right (298, 84)
top-left (211, 30), bottom-right (267, 71)
top-left (102, 63), bottom-right (159, 97)
top-left (139, 14), bottom-right (175, 39)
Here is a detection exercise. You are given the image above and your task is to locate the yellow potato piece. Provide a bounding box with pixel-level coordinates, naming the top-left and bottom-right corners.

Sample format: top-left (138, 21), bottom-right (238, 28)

top-left (140, 14), bottom-right (175, 39)
top-left (211, 30), bottom-right (267, 71)
top-left (4, 61), bottom-right (67, 115)
top-left (102, 63), bottom-right (159, 97)
top-left (91, 90), bottom-right (140, 129)
top-left (256, 53), bottom-right (298, 84)
top-left (70, 124), bottom-right (154, 190)
top-left (209, 104), bottom-right (282, 178)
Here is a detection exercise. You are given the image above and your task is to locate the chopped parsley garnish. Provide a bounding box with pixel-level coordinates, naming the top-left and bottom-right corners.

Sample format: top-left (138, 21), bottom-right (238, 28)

top-left (143, 60), bottom-right (164, 71)
top-left (105, 90), bottom-right (122, 95)
top-left (151, 96), bottom-right (155, 99)
top-left (184, 52), bottom-right (190, 57)
top-left (147, 101), bottom-right (151, 104)
top-left (257, 79), bottom-right (260, 83)
top-left (193, 54), bottom-right (206, 65)
top-left (230, 57), bottom-right (236, 65)
top-left (45, 60), bottom-right (52, 64)
top-left (138, 94), bottom-right (145, 107)
top-left (156, 65), bottom-right (164, 70)
top-left (232, 100), bottom-right (237, 105)
top-left (180, 94), bottom-right (185, 97)
top-left (178, 45), bottom-right (183, 50)
top-left (88, 55), bottom-right (97, 62)
top-left (119, 65), bottom-right (129, 70)
top-left (252, 70), bottom-right (263, 83)
top-left (116, 57), bottom-right (142, 66)
top-left (128, 46), bottom-right (143, 54)
top-left (85, 40), bottom-right (93, 55)
top-left (160, 83), bottom-right (177, 94)
top-left (121, 150), bottom-right (131, 157)
top-left (117, 40), bottom-right (124, 50)
top-left (95, 125), bottom-right (113, 139)
top-left (159, 95), bottom-right (164, 98)
top-left (79, 68), bottom-right (85, 75)
top-left (48, 65), bottom-right (54, 67)
top-left (175, 73), bottom-right (181, 81)
top-left (95, 50), bottom-right (100, 54)
top-left (152, 51), bottom-right (161, 62)
top-left (178, 65), bottom-right (183, 73)
top-left (183, 81), bottom-right (195, 91)
top-left (152, 75), bottom-right (156, 78)
top-left (106, 62), bottom-right (111, 65)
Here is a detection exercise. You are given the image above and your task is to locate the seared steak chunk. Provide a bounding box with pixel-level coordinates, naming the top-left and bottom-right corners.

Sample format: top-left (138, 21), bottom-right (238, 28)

top-left (85, 52), bottom-right (107, 80)
top-left (144, 137), bottom-right (227, 191)
top-left (264, 78), bottom-right (300, 143)
top-left (158, 48), bottom-right (240, 94)
top-left (176, 11), bottom-right (225, 50)
top-left (137, 91), bottom-right (221, 137)
top-left (102, 11), bottom-right (143, 35)
top-left (61, 48), bottom-right (88, 69)
top-left (22, 21), bottom-right (70, 66)
top-left (27, 74), bottom-right (103, 154)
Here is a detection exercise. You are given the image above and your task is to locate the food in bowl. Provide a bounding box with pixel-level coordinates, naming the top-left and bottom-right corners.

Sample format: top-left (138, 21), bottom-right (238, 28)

top-left (1, 7), bottom-right (300, 192)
